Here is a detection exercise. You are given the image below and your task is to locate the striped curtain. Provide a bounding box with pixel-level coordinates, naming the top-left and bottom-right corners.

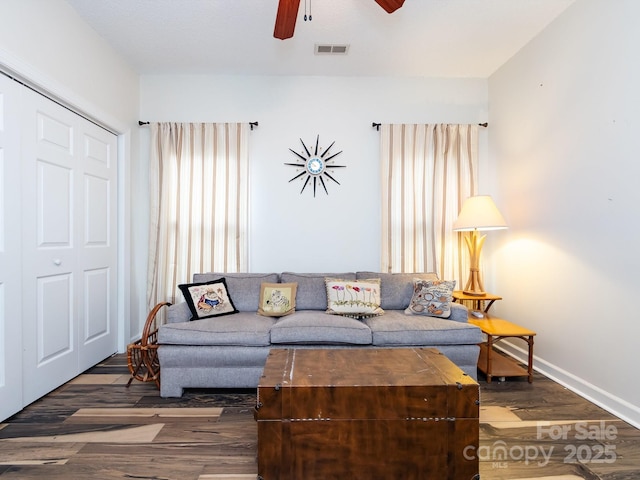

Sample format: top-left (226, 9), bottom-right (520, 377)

top-left (380, 124), bottom-right (478, 283)
top-left (147, 122), bottom-right (249, 308)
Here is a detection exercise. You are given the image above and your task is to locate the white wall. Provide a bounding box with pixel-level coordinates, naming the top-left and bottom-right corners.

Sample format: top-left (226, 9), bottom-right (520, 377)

top-left (0, 0), bottom-right (140, 347)
top-left (0, 0), bottom-right (138, 128)
top-left (488, 0), bottom-right (640, 427)
top-left (139, 74), bottom-right (488, 275)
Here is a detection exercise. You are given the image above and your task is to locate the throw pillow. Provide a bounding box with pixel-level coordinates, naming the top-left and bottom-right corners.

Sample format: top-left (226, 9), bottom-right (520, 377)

top-left (325, 278), bottom-right (384, 319)
top-left (405, 279), bottom-right (456, 318)
top-left (178, 278), bottom-right (238, 320)
top-left (257, 282), bottom-right (297, 317)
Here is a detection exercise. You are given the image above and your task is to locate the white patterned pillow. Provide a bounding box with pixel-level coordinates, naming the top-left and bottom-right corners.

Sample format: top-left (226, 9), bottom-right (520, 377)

top-left (405, 279), bottom-right (456, 318)
top-left (325, 278), bottom-right (384, 319)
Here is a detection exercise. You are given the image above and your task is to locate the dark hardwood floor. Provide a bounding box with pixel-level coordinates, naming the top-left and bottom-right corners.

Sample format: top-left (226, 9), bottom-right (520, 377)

top-left (1, 353), bottom-right (638, 479)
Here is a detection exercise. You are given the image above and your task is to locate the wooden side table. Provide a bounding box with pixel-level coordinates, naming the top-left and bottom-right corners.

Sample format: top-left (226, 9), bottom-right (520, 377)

top-left (452, 291), bottom-right (502, 313)
top-left (468, 316), bottom-right (536, 383)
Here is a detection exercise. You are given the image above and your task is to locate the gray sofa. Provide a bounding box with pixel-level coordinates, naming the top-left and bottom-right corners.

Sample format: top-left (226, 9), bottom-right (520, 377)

top-left (157, 272), bottom-right (483, 397)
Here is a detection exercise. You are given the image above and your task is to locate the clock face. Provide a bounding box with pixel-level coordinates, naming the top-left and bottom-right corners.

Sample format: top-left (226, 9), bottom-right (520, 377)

top-left (284, 135), bottom-right (346, 197)
top-left (306, 157), bottom-right (324, 175)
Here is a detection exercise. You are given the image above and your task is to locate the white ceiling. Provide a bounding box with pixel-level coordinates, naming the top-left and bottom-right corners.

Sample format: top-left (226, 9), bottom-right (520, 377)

top-left (65, 0), bottom-right (575, 78)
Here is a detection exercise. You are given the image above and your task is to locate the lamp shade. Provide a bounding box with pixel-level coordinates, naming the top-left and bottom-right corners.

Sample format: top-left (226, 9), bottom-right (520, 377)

top-left (453, 195), bottom-right (507, 231)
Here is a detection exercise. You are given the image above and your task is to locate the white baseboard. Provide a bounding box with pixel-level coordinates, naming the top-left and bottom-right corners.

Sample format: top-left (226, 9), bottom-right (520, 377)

top-left (495, 341), bottom-right (640, 430)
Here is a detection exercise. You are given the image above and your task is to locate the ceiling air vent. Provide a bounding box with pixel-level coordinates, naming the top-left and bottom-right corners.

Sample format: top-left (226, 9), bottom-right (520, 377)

top-left (315, 44), bottom-right (350, 55)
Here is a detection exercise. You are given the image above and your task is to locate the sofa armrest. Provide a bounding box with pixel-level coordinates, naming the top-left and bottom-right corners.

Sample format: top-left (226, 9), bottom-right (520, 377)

top-left (448, 302), bottom-right (469, 323)
top-left (167, 302), bottom-right (192, 324)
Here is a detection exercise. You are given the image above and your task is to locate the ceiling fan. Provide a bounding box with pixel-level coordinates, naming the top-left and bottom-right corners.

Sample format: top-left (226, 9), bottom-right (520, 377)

top-left (274, 0), bottom-right (405, 40)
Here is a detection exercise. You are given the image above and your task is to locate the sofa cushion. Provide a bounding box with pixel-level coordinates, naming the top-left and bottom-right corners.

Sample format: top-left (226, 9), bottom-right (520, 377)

top-left (280, 272), bottom-right (356, 310)
top-left (270, 311), bottom-right (372, 345)
top-left (158, 312), bottom-right (275, 346)
top-left (405, 279), bottom-right (456, 318)
top-left (325, 278), bottom-right (384, 319)
top-left (178, 278), bottom-right (239, 320)
top-left (193, 273), bottom-right (279, 312)
top-left (258, 282), bottom-right (297, 317)
top-left (167, 301), bottom-right (194, 324)
top-left (356, 272), bottom-right (439, 310)
top-left (363, 310), bottom-right (482, 346)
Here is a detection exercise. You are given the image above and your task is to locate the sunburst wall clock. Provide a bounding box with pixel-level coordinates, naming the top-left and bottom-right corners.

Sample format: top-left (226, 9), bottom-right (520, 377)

top-left (285, 135), bottom-right (346, 197)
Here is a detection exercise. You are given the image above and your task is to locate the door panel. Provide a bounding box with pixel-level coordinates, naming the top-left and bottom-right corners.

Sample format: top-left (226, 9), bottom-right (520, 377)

top-left (22, 92), bottom-right (79, 404)
top-left (0, 75), bottom-right (23, 421)
top-left (84, 268), bottom-right (109, 342)
top-left (38, 160), bottom-right (72, 246)
top-left (38, 111), bottom-right (73, 153)
top-left (77, 123), bottom-right (117, 369)
top-left (22, 88), bottom-right (118, 404)
top-left (37, 274), bottom-right (74, 363)
top-left (85, 175), bottom-right (109, 244)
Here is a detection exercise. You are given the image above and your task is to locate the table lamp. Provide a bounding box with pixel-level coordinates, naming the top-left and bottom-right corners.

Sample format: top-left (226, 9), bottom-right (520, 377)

top-left (453, 195), bottom-right (507, 296)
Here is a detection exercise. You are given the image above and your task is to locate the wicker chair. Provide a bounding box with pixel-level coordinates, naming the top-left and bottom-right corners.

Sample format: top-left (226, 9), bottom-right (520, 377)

top-left (126, 301), bottom-right (172, 388)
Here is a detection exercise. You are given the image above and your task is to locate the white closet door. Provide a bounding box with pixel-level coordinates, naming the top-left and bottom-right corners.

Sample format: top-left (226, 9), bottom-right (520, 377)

top-left (21, 88), bottom-right (117, 404)
top-left (76, 119), bottom-right (118, 370)
top-left (0, 75), bottom-right (23, 420)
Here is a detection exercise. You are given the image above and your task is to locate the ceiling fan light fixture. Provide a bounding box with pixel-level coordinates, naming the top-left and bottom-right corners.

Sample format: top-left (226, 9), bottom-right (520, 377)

top-left (315, 44), bottom-right (350, 55)
top-left (374, 0), bottom-right (405, 14)
top-left (275, 0), bottom-right (404, 39)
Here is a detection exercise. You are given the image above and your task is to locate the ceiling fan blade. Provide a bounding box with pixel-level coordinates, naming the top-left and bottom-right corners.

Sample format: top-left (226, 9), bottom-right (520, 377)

top-left (374, 0), bottom-right (405, 14)
top-left (274, 0), bottom-right (301, 40)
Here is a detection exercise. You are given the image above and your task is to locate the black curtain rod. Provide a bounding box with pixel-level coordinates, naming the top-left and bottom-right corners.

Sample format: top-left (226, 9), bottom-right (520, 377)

top-left (138, 121), bottom-right (259, 130)
top-left (371, 122), bottom-right (488, 131)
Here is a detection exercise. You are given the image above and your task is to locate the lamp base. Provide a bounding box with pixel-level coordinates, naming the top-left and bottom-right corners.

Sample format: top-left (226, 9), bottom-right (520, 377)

top-left (462, 289), bottom-right (486, 296)
top-left (462, 231), bottom-right (487, 297)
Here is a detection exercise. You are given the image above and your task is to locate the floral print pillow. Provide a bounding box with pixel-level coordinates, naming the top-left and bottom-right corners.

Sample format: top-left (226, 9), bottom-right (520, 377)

top-left (325, 278), bottom-right (384, 319)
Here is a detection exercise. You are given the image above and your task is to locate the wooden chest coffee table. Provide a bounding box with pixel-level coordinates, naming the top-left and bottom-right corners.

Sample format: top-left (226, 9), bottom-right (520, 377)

top-left (255, 348), bottom-right (479, 480)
